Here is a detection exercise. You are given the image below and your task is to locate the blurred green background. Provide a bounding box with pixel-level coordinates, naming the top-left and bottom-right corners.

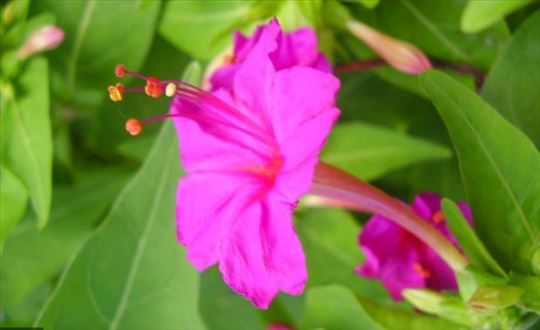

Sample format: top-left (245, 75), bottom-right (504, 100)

top-left (1, 0), bottom-right (539, 329)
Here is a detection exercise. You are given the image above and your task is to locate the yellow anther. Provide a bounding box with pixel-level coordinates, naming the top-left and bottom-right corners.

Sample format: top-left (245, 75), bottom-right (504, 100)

top-left (108, 83), bottom-right (124, 102)
top-left (165, 83), bottom-right (177, 97)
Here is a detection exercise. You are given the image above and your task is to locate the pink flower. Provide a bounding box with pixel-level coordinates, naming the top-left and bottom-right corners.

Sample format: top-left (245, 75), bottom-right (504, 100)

top-left (17, 25), bottom-right (64, 59)
top-left (346, 20), bottom-right (431, 74)
top-left (210, 19), bottom-right (331, 91)
top-left (107, 19), bottom-right (340, 308)
top-left (357, 192), bottom-right (472, 300)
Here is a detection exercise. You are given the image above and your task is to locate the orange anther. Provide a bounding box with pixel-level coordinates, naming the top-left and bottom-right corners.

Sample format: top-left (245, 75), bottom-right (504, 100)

top-left (108, 83), bottom-right (124, 102)
top-left (115, 64), bottom-right (126, 78)
top-left (125, 118), bottom-right (142, 136)
top-left (413, 263), bottom-right (431, 278)
top-left (433, 210), bottom-right (445, 224)
top-left (223, 54), bottom-right (235, 65)
top-left (144, 77), bottom-right (162, 98)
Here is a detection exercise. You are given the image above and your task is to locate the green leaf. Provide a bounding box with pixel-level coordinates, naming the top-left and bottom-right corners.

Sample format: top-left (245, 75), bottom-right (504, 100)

top-left (159, 0), bottom-right (254, 60)
top-left (359, 297), bottom-right (464, 330)
top-left (467, 285), bottom-right (523, 311)
top-left (321, 122), bottom-right (452, 181)
top-left (1, 58), bottom-right (52, 227)
top-left (441, 199), bottom-right (506, 277)
top-left (403, 289), bottom-right (472, 325)
top-left (509, 273), bottom-right (540, 313)
top-left (296, 208), bottom-right (389, 300)
top-left (0, 165), bottom-right (28, 243)
top-left (32, 0), bottom-right (160, 102)
top-left (303, 285), bottom-right (383, 330)
top-left (461, 0), bottom-right (534, 33)
top-left (34, 123), bottom-right (204, 329)
top-left (354, 0), bottom-right (510, 69)
top-left (0, 168), bottom-right (130, 325)
top-left (420, 70), bottom-right (540, 275)
top-left (198, 267), bottom-right (265, 330)
top-left (482, 11), bottom-right (540, 148)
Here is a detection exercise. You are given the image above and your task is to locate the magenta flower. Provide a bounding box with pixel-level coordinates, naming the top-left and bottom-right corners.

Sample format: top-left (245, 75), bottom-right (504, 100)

top-left (107, 19), bottom-right (340, 308)
top-left (357, 192), bottom-right (472, 300)
top-left (174, 20), bottom-right (339, 308)
top-left (210, 19), bottom-right (331, 91)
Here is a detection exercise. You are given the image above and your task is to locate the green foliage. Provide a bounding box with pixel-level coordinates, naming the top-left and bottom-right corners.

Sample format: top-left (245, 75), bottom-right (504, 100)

top-left (420, 70), bottom-right (540, 275)
top-left (32, 0), bottom-right (160, 103)
top-left (159, 0), bottom-right (254, 60)
top-left (2, 0), bottom-right (539, 328)
top-left (441, 199), bottom-right (506, 277)
top-left (349, 0), bottom-right (510, 69)
top-left (1, 58), bottom-right (52, 229)
top-left (461, 0), bottom-right (534, 33)
top-left (35, 123), bottom-right (204, 330)
top-left (482, 11), bottom-right (540, 148)
top-left (303, 285), bottom-right (383, 330)
top-left (321, 122), bottom-right (451, 181)
top-left (0, 166), bottom-right (28, 244)
top-left (0, 168), bottom-right (130, 325)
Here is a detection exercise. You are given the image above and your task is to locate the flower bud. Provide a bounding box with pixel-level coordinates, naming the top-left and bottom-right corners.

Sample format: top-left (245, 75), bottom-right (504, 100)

top-left (403, 289), bottom-right (472, 325)
top-left (346, 21), bottom-right (431, 74)
top-left (17, 25), bottom-right (64, 59)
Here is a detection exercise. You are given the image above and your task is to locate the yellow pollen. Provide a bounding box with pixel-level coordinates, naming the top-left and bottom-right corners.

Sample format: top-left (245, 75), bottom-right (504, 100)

top-left (165, 83), bottom-right (177, 97)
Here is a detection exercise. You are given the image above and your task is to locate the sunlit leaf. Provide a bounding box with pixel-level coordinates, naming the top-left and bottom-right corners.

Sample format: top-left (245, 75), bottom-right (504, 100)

top-left (482, 11), bottom-right (540, 148)
top-left (35, 123), bottom-right (204, 329)
top-left (461, 0), bottom-right (534, 33)
top-left (421, 70), bottom-right (540, 275)
top-left (1, 58), bottom-right (52, 228)
top-left (0, 165), bottom-right (28, 243)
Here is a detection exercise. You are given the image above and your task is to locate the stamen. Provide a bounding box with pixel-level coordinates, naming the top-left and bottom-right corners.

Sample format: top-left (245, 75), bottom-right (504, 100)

top-left (125, 118), bottom-right (142, 136)
top-left (108, 83), bottom-right (124, 102)
top-left (144, 77), bottom-right (163, 98)
top-left (432, 210), bottom-right (445, 224)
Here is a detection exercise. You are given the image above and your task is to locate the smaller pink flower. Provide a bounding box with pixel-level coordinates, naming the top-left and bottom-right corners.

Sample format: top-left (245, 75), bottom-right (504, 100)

top-left (17, 25), bottom-right (64, 59)
top-left (357, 192), bottom-right (472, 300)
top-left (210, 18), bottom-right (331, 91)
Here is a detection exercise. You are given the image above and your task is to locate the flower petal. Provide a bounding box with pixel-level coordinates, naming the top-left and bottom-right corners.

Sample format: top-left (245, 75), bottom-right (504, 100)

top-left (176, 172), bottom-right (257, 271)
top-left (219, 195), bottom-right (306, 308)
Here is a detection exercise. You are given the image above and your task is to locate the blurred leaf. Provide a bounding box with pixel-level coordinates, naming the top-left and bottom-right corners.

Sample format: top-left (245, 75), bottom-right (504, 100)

top-left (441, 199), bottom-right (506, 277)
top-left (1, 58), bottom-right (52, 228)
top-left (420, 70), bottom-right (540, 275)
top-left (467, 285), bottom-right (523, 312)
top-left (509, 273), bottom-right (540, 313)
top-left (360, 297), bottom-right (464, 330)
top-left (350, 0), bottom-right (380, 10)
top-left (303, 285), bottom-right (383, 330)
top-left (32, 0), bottom-right (160, 103)
top-left (321, 122), bottom-right (452, 181)
top-left (35, 123), bottom-right (204, 330)
top-left (89, 35), bottom-right (189, 158)
top-left (482, 11), bottom-right (540, 148)
top-left (198, 267), bottom-right (265, 330)
top-left (0, 167), bottom-right (129, 325)
top-left (461, 0), bottom-right (534, 33)
top-left (159, 0), bottom-right (254, 60)
top-left (0, 165), bottom-right (28, 243)
top-left (353, 0), bottom-right (510, 69)
top-left (297, 208), bottom-right (389, 300)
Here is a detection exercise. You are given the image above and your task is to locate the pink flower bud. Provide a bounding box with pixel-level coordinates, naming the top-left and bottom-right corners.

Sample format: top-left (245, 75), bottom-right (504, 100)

top-left (347, 21), bottom-right (431, 74)
top-left (18, 25), bottom-right (64, 59)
